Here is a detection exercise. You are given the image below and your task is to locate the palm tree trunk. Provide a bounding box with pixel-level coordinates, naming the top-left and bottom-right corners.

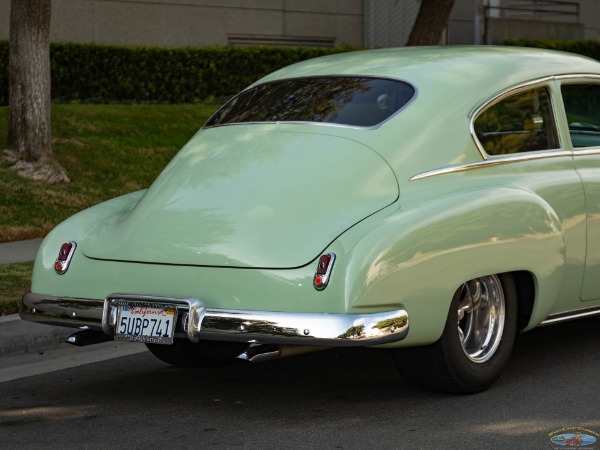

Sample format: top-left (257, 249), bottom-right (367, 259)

top-left (407, 0), bottom-right (456, 46)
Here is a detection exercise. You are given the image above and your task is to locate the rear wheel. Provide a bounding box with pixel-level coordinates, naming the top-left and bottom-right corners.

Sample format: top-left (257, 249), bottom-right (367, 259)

top-left (394, 273), bottom-right (518, 394)
top-left (146, 339), bottom-right (249, 368)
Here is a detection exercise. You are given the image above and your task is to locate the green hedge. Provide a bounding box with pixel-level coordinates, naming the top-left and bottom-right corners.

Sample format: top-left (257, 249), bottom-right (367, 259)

top-left (5, 39), bottom-right (595, 105)
top-left (0, 41), bottom-right (357, 105)
top-left (504, 39), bottom-right (600, 61)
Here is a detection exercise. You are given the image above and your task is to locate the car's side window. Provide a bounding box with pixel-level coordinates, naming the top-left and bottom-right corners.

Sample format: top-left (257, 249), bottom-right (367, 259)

top-left (474, 87), bottom-right (559, 156)
top-left (561, 83), bottom-right (600, 148)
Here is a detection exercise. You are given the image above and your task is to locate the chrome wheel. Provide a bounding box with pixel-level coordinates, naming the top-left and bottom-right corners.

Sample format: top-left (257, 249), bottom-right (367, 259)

top-left (457, 275), bottom-right (505, 363)
top-left (394, 273), bottom-right (517, 393)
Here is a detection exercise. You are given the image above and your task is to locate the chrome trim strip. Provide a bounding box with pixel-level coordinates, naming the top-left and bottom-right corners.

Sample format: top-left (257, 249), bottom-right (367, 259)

top-left (470, 74), bottom-right (600, 159)
top-left (410, 150), bottom-right (573, 181)
top-left (572, 148), bottom-right (600, 156)
top-left (21, 292), bottom-right (409, 347)
top-left (21, 293), bottom-right (105, 329)
top-left (555, 74), bottom-right (600, 82)
top-left (469, 76), bottom-right (556, 118)
top-left (540, 306), bottom-right (600, 326)
top-left (416, 74), bottom-right (600, 182)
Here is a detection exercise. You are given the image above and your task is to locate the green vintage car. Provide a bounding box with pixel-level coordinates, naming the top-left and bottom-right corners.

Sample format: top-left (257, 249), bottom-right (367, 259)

top-left (21, 46), bottom-right (600, 394)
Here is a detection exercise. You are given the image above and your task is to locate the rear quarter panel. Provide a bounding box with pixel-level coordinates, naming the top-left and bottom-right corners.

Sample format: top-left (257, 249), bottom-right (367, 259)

top-left (333, 156), bottom-right (587, 346)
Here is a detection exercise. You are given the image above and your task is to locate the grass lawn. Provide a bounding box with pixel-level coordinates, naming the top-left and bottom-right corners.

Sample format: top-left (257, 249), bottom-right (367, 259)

top-left (0, 103), bottom-right (220, 315)
top-left (0, 262), bottom-right (33, 316)
top-left (1, 103), bottom-right (219, 242)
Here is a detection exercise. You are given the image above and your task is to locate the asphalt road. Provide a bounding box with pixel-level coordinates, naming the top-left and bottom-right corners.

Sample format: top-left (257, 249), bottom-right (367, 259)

top-left (1, 317), bottom-right (599, 449)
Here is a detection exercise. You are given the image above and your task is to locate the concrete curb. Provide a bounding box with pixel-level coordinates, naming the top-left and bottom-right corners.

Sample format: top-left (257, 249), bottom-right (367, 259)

top-left (1, 239), bottom-right (57, 356)
top-left (0, 314), bottom-right (77, 357)
top-left (0, 314), bottom-right (73, 357)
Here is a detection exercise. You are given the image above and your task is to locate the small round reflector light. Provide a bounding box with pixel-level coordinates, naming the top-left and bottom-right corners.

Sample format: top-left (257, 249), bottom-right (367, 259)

top-left (55, 241), bottom-right (77, 275)
top-left (313, 253), bottom-right (335, 291)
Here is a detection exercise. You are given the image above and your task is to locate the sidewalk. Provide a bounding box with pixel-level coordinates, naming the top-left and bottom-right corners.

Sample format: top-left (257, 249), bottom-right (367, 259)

top-left (0, 238), bottom-right (43, 265)
top-left (0, 238), bottom-right (74, 356)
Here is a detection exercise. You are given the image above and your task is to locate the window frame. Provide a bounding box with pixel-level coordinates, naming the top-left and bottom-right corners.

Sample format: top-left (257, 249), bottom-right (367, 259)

top-left (470, 78), bottom-right (562, 159)
top-left (558, 77), bottom-right (600, 151)
top-left (412, 75), bottom-right (600, 181)
top-left (203, 75), bottom-right (418, 131)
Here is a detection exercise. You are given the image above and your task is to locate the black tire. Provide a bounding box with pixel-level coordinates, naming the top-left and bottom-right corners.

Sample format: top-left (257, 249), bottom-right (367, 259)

top-left (393, 273), bottom-right (518, 394)
top-left (146, 339), bottom-right (249, 368)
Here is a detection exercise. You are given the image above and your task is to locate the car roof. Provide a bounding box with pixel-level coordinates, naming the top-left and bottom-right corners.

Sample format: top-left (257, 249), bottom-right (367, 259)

top-left (256, 46), bottom-right (600, 95)
top-left (250, 46), bottom-right (600, 183)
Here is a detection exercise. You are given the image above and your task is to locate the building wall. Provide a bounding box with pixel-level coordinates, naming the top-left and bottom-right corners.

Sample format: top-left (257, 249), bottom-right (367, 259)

top-left (448, 0), bottom-right (477, 44)
top-left (364, 0), bottom-right (419, 48)
top-left (1, 0), bottom-right (598, 48)
top-left (580, 0), bottom-right (600, 39)
top-left (0, 1), bottom-right (9, 38)
top-left (485, 19), bottom-right (584, 44)
top-left (0, 0), bottom-right (364, 47)
top-left (364, 0), bottom-right (599, 47)
top-left (468, 0), bottom-right (600, 44)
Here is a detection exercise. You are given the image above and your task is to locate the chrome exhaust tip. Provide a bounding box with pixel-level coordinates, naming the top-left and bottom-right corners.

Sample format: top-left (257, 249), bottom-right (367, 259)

top-left (237, 344), bottom-right (330, 363)
top-left (66, 328), bottom-right (113, 346)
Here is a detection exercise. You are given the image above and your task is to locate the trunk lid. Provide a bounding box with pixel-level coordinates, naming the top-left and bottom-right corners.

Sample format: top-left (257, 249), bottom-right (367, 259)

top-left (83, 126), bottom-right (398, 268)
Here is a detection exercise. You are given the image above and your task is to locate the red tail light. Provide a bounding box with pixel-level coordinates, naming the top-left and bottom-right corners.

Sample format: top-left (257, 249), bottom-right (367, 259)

top-left (314, 253), bottom-right (335, 291)
top-left (55, 241), bottom-right (77, 274)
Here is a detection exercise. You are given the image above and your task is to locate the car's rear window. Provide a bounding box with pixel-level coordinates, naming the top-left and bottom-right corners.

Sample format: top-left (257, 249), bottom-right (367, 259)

top-left (205, 77), bottom-right (415, 128)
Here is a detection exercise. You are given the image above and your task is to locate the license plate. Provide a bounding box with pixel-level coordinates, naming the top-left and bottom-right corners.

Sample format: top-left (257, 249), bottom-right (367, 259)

top-left (114, 302), bottom-right (177, 345)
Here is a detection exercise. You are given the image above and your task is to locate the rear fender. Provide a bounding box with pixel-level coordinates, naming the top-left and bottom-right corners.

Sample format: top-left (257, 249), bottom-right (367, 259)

top-left (342, 187), bottom-right (566, 346)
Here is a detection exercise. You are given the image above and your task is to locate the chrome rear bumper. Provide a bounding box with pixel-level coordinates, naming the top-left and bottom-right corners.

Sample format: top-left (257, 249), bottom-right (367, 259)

top-left (21, 292), bottom-right (409, 346)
